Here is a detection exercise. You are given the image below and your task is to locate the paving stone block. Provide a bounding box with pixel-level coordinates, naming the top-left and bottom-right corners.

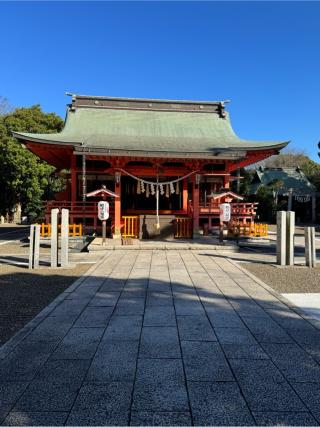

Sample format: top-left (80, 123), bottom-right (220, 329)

top-left (174, 301), bottom-right (205, 316)
top-left (252, 411), bottom-right (317, 426)
top-left (177, 315), bottom-right (217, 341)
top-left (229, 359), bottom-right (285, 384)
top-left (0, 342), bottom-right (57, 382)
top-left (188, 382), bottom-right (254, 426)
top-left (241, 316), bottom-right (293, 343)
top-left (266, 308), bottom-right (314, 329)
top-left (114, 298), bottom-right (145, 316)
top-left (100, 281), bottom-right (125, 292)
top-left (181, 341), bottom-right (234, 381)
top-left (261, 343), bottom-right (320, 383)
top-left (215, 327), bottom-right (257, 345)
top-left (198, 294), bottom-right (229, 307)
top-left (66, 410), bottom-right (130, 426)
top-left (34, 359), bottom-right (91, 386)
top-left (304, 342), bottom-right (320, 364)
top-left (0, 382), bottom-right (29, 424)
top-left (3, 411), bottom-right (68, 426)
top-left (72, 382), bottom-right (133, 412)
top-left (221, 344), bottom-right (269, 360)
top-left (74, 306), bottom-right (113, 328)
top-left (132, 381), bottom-right (189, 412)
top-left (89, 291), bottom-right (121, 307)
top-left (139, 327), bottom-right (180, 359)
top-left (148, 280), bottom-right (171, 293)
top-left (240, 381), bottom-right (307, 411)
top-left (291, 382), bottom-right (320, 423)
top-left (13, 381), bottom-right (80, 412)
top-left (146, 292), bottom-right (173, 306)
top-left (135, 358), bottom-right (185, 384)
top-left (85, 340), bottom-right (139, 382)
top-left (229, 299), bottom-right (269, 318)
top-left (51, 327), bottom-right (104, 359)
top-left (49, 299), bottom-right (89, 316)
top-left (3, 341), bottom-right (57, 364)
top-left (130, 411), bottom-right (192, 426)
top-left (121, 289), bottom-right (148, 299)
top-left (206, 310), bottom-right (245, 328)
top-left (23, 317), bottom-right (74, 342)
top-left (290, 329), bottom-right (320, 345)
top-left (144, 306), bottom-right (176, 327)
top-left (102, 315), bottom-right (142, 341)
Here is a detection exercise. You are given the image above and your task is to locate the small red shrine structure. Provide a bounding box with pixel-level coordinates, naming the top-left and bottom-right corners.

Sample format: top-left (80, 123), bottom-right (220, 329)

top-left (13, 94), bottom-right (288, 238)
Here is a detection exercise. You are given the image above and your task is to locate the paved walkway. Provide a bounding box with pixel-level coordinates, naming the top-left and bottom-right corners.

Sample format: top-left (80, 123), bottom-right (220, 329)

top-left (1, 250), bottom-right (320, 426)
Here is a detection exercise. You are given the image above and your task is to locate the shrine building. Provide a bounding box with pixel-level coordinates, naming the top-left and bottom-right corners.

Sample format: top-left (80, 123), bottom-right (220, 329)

top-left (13, 94), bottom-right (288, 239)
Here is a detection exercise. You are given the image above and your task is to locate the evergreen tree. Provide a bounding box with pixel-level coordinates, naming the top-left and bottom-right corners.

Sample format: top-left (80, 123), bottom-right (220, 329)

top-left (0, 103), bottom-right (64, 220)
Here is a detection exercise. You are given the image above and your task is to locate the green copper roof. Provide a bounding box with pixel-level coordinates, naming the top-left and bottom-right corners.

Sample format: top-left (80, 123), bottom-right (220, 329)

top-left (13, 95), bottom-right (288, 157)
top-left (250, 167), bottom-right (316, 195)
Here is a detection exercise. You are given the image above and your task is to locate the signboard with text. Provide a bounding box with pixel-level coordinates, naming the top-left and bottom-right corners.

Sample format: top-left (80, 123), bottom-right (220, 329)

top-left (98, 201), bottom-right (109, 221)
top-left (220, 203), bottom-right (231, 222)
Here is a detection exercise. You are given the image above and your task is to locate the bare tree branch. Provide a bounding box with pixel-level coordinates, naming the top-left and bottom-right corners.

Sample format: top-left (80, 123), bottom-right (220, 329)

top-left (0, 97), bottom-right (12, 115)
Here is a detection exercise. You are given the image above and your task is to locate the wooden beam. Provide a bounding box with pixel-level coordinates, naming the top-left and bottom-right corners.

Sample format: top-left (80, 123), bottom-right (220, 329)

top-left (229, 150), bottom-right (277, 171)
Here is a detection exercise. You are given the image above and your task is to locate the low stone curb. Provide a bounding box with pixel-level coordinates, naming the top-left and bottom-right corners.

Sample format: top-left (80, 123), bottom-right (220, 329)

top-left (89, 244), bottom-right (239, 252)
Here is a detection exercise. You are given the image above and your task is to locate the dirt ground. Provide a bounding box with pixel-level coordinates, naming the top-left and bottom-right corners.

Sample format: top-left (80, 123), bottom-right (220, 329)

top-left (0, 263), bottom-right (90, 345)
top-left (243, 263), bottom-right (320, 294)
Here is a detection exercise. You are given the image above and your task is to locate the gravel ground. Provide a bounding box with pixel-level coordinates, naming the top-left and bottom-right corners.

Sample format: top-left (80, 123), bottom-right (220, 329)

top-left (0, 263), bottom-right (90, 345)
top-left (243, 263), bottom-right (320, 293)
top-left (268, 223), bottom-right (320, 235)
top-left (0, 242), bottom-right (37, 255)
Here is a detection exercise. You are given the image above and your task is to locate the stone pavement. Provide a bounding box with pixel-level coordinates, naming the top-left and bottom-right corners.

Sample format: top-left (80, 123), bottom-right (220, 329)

top-left (1, 250), bottom-right (320, 426)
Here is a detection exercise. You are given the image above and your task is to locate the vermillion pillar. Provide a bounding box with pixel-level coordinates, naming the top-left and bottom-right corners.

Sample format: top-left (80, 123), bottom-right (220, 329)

top-left (71, 155), bottom-right (77, 205)
top-left (192, 177), bottom-right (200, 236)
top-left (224, 174), bottom-right (230, 189)
top-left (182, 179), bottom-right (188, 213)
top-left (113, 175), bottom-right (121, 239)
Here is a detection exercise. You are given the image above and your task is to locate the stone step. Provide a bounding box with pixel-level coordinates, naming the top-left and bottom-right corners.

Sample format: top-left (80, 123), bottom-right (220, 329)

top-left (88, 237), bottom-right (239, 252)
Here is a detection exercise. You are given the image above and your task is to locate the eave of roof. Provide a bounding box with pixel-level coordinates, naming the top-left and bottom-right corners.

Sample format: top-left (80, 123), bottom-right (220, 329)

top-left (12, 94), bottom-right (289, 159)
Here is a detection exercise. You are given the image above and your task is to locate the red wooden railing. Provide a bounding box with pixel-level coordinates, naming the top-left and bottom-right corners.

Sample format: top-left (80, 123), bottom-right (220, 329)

top-left (45, 200), bottom-right (115, 217)
top-left (188, 201), bottom-right (258, 218)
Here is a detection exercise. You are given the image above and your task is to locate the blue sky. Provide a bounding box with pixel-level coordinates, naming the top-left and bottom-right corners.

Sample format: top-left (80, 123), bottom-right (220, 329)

top-left (1, 1), bottom-right (319, 160)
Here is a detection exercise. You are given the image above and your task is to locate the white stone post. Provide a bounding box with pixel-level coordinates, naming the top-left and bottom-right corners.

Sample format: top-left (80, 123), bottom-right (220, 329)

top-left (305, 227), bottom-right (312, 268)
top-left (29, 224), bottom-right (40, 269)
top-left (286, 211), bottom-right (295, 266)
top-left (51, 209), bottom-right (59, 268)
top-left (61, 209), bottom-right (69, 268)
top-left (34, 224), bottom-right (40, 269)
top-left (276, 211), bottom-right (287, 266)
top-left (305, 226), bottom-right (316, 268)
top-left (28, 224), bottom-right (35, 269)
top-left (311, 227), bottom-right (317, 267)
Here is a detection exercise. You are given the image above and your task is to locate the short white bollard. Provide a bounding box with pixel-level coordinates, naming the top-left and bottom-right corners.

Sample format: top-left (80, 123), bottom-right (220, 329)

top-left (29, 224), bottom-right (40, 269)
top-left (286, 211), bottom-right (295, 266)
top-left (276, 211), bottom-right (287, 266)
top-left (305, 226), bottom-right (316, 268)
top-left (51, 209), bottom-right (59, 268)
top-left (61, 209), bottom-right (69, 268)
top-left (277, 210), bottom-right (295, 266)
